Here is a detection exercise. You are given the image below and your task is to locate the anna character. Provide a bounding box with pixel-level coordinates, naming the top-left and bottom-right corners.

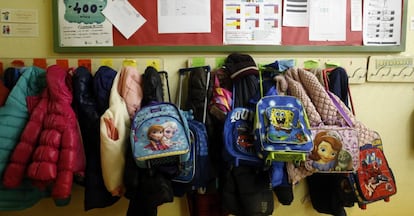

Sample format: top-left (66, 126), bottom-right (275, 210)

top-left (144, 124), bottom-right (169, 151)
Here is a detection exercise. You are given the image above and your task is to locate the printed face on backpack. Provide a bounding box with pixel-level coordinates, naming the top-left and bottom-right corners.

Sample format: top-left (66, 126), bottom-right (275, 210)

top-left (267, 108), bottom-right (295, 129)
top-left (307, 129), bottom-right (358, 172)
top-left (264, 107), bottom-right (308, 144)
top-left (136, 120), bottom-right (186, 153)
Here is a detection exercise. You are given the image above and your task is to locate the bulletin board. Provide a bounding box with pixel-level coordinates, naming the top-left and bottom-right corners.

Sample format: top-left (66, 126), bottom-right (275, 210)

top-left (52, 0), bottom-right (408, 53)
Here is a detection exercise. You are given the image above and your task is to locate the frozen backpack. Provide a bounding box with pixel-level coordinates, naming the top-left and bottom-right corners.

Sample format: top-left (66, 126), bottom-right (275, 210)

top-left (130, 102), bottom-right (191, 168)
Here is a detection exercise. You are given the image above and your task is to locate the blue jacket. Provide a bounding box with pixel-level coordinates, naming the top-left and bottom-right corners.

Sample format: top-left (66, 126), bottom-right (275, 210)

top-left (0, 66), bottom-right (48, 210)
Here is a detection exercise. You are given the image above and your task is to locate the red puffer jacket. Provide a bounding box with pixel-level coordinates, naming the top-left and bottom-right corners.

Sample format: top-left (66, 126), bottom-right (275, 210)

top-left (3, 65), bottom-right (85, 206)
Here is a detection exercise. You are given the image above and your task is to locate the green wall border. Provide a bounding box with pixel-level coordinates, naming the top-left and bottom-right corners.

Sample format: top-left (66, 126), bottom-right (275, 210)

top-left (52, 0), bottom-right (407, 53)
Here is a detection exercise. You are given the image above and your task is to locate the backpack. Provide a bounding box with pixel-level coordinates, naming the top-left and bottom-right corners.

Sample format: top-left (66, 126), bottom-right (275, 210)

top-left (209, 69), bottom-right (232, 121)
top-left (173, 119), bottom-right (210, 188)
top-left (173, 66), bottom-right (212, 188)
top-left (306, 126), bottom-right (359, 173)
top-left (254, 84), bottom-right (313, 165)
top-left (305, 92), bottom-right (360, 173)
top-left (348, 142), bottom-right (397, 210)
top-left (223, 106), bottom-right (263, 167)
top-left (130, 102), bottom-right (191, 168)
top-left (220, 54), bottom-right (278, 216)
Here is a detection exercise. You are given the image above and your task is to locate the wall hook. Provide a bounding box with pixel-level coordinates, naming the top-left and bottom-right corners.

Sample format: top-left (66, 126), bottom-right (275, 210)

top-left (381, 67), bottom-right (392, 77)
top-left (371, 66), bottom-right (390, 76)
top-left (348, 68), bottom-right (359, 78)
top-left (403, 66), bottom-right (414, 77)
top-left (348, 67), bottom-right (366, 79)
top-left (393, 67), bottom-right (404, 76)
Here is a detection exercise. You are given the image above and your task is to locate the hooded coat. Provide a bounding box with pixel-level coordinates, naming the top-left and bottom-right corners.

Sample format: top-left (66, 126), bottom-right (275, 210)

top-left (0, 66), bottom-right (48, 210)
top-left (100, 66), bottom-right (142, 196)
top-left (2, 65), bottom-right (85, 206)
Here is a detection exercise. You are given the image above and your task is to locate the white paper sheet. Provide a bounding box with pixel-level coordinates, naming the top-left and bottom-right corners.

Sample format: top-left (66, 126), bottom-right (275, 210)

top-left (223, 0), bottom-right (282, 45)
top-left (157, 0), bottom-right (211, 33)
top-left (102, 0), bottom-right (146, 39)
top-left (308, 0), bottom-right (346, 41)
top-left (282, 0), bottom-right (309, 27)
top-left (363, 0), bottom-right (401, 46)
top-left (351, 0), bottom-right (362, 31)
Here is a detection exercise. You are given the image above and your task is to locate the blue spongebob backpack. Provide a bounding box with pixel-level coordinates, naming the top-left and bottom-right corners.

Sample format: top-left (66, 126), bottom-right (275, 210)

top-left (130, 102), bottom-right (191, 168)
top-left (254, 74), bottom-right (313, 165)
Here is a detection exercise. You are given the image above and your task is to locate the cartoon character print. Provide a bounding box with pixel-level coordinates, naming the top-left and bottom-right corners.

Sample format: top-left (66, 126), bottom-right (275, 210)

top-left (266, 108), bottom-right (295, 142)
top-left (236, 122), bottom-right (255, 153)
top-left (335, 150), bottom-right (353, 171)
top-left (162, 121), bottom-right (180, 147)
top-left (360, 152), bottom-right (390, 198)
top-left (144, 124), bottom-right (170, 151)
top-left (269, 108), bottom-right (294, 130)
top-left (309, 131), bottom-right (343, 171)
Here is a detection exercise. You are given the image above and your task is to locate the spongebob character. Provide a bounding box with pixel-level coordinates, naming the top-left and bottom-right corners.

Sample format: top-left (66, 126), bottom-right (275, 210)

top-left (266, 108), bottom-right (295, 142)
top-left (269, 108), bottom-right (294, 129)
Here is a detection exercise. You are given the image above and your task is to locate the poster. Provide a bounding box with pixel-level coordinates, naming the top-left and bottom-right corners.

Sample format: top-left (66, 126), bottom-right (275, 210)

top-left (223, 0), bottom-right (282, 45)
top-left (363, 0), bottom-right (402, 46)
top-left (58, 0), bottom-right (113, 47)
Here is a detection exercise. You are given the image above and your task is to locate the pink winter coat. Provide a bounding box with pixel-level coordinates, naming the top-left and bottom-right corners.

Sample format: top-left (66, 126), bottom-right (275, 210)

top-left (3, 65), bottom-right (85, 205)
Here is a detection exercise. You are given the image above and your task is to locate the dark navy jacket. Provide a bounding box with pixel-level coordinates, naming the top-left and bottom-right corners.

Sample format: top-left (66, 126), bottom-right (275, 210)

top-left (72, 66), bottom-right (119, 210)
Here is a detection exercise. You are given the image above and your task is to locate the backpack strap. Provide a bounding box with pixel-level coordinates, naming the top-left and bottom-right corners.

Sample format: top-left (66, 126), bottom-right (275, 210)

top-left (159, 71), bottom-right (171, 102)
top-left (327, 91), bottom-right (354, 127)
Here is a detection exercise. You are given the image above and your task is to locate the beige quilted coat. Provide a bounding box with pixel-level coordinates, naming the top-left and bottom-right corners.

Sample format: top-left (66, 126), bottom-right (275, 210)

top-left (284, 68), bottom-right (381, 184)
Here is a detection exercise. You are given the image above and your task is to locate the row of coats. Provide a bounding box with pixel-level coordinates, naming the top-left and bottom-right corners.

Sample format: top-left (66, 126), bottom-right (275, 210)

top-left (3, 65), bottom-right (86, 205)
top-left (0, 64), bottom-right (145, 211)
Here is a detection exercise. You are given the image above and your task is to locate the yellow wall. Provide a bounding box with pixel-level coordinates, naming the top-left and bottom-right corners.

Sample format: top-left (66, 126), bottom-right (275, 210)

top-left (1, 1), bottom-right (414, 215)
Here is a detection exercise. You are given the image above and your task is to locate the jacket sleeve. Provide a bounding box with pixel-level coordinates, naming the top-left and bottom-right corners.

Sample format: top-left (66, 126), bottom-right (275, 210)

top-left (50, 115), bottom-right (85, 203)
top-left (100, 108), bottom-right (129, 197)
top-left (2, 91), bottom-right (48, 188)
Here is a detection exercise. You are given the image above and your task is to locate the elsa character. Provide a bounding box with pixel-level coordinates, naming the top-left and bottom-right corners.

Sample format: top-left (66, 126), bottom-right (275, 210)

top-left (162, 121), bottom-right (179, 146)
